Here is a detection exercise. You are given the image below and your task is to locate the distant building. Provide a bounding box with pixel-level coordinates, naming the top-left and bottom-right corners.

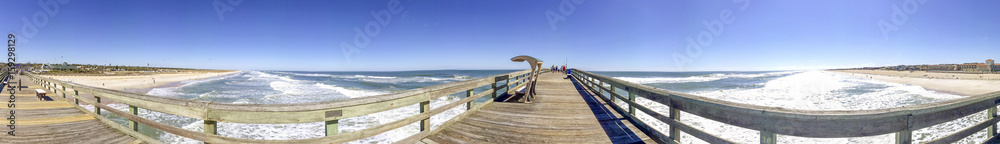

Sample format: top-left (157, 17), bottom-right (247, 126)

top-left (959, 59), bottom-right (995, 73)
top-left (988, 59), bottom-right (995, 72)
top-left (919, 64), bottom-right (958, 71)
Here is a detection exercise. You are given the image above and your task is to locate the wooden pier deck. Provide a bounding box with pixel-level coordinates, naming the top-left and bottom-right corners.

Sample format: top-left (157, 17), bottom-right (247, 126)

top-left (423, 72), bottom-right (654, 143)
top-left (0, 75), bottom-right (140, 144)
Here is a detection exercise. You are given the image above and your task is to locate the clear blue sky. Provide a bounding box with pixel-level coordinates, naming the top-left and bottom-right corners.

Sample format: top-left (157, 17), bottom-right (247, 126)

top-left (2, 0), bottom-right (998, 71)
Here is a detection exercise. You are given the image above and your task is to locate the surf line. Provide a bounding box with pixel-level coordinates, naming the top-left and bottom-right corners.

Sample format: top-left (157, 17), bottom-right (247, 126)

top-left (6, 33), bottom-right (15, 136)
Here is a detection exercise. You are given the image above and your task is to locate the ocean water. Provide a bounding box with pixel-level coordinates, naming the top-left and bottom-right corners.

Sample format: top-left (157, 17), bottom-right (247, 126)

top-left (88, 70), bottom-right (986, 143)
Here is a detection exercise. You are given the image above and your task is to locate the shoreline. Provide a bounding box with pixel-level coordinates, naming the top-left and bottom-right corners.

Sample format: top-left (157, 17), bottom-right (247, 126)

top-left (123, 81), bottom-right (189, 95)
top-left (828, 70), bottom-right (1000, 96)
top-left (44, 70), bottom-right (240, 91)
top-left (41, 71), bottom-right (241, 104)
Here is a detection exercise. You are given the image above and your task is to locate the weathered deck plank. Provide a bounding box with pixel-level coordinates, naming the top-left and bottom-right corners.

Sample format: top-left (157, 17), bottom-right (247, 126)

top-left (0, 75), bottom-right (139, 144)
top-left (424, 72), bottom-right (652, 144)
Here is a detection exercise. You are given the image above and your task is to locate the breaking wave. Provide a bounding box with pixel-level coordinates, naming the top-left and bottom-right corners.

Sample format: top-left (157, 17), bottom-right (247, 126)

top-left (613, 71), bottom-right (799, 84)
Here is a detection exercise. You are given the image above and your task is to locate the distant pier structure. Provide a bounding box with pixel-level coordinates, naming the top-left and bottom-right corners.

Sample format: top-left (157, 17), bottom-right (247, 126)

top-left (10, 56), bottom-right (1000, 144)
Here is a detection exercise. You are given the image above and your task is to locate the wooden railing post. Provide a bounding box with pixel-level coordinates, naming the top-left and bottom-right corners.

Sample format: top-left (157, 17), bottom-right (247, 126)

top-left (895, 130), bottom-right (911, 144)
top-left (990, 106), bottom-right (998, 138)
top-left (325, 120), bottom-right (339, 136)
top-left (205, 120), bottom-right (218, 135)
top-left (610, 86), bottom-right (616, 103)
top-left (517, 73), bottom-right (524, 92)
top-left (129, 105), bottom-right (139, 131)
top-left (420, 101), bottom-right (431, 131)
top-left (95, 96), bottom-right (102, 115)
top-left (466, 89), bottom-right (474, 110)
top-left (598, 81), bottom-right (604, 98)
top-left (760, 131), bottom-right (776, 144)
top-left (670, 108), bottom-right (681, 142)
top-left (493, 75), bottom-right (507, 99)
top-left (506, 75), bottom-right (512, 94)
top-left (73, 90), bottom-right (78, 105)
top-left (628, 87), bottom-right (635, 116)
top-left (590, 78), bottom-right (595, 89)
top-left (491, 81), bottom-right (497, 99)
top-left (586, 77), bottom-right (592, 87)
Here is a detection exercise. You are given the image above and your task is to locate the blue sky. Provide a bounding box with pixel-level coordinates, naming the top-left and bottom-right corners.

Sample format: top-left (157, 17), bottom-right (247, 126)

top-left (1, 0), bottom-right (998, 71)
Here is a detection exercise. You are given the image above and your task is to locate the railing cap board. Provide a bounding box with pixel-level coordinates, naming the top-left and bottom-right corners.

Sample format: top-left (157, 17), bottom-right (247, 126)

top-left (572, 69), bottom-right (1000, 138)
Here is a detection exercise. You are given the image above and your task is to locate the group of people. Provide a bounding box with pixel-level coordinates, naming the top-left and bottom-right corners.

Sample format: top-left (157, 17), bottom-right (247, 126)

top-left (551, 65), bottom-right (567, 73)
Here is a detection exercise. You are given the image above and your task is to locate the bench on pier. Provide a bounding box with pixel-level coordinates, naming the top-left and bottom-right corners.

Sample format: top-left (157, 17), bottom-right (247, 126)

top-left (510, 55), bottom-right (543, 103)
top-left (35, 89), bottom-right (46, 101)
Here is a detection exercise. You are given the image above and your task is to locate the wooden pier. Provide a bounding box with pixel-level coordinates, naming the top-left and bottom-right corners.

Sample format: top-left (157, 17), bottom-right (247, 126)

top-left (423, 72), bottom-right (654, 143)
top-left (13, 67), bottom-right (1000, 144)
top-left (1, 75), bottom-right (142, 144)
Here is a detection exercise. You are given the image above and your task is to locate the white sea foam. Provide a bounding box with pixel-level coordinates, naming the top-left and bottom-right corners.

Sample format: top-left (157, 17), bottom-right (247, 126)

top-left (275, 71), bottom-right (467, 84)
top-left (626, 70), bottom-right (975, 143)
top-left (147, 71), bottom-right (407, 143)
top-left (356, 75), bottom-right (396, 79)
top-left (687, 71), bottom-right (961, 110)
top-left (272, 72), bottom-right (337, 77)
top-left (315, 83), bottom-right (386, 98)
top-left (613, 76), bottom-right (724, 84)
top-left (451, 75), bottom-right (472, 79)
top-left (613, 71), bottom-right (799, 84)
top-left (145, 71), bottom-right (244, 98)
top-left (356, 76), bottom-right (466, 84)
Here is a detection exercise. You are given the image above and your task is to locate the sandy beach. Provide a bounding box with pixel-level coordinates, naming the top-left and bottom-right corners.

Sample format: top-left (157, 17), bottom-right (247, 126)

top-left (829, 70), bottom-right (1000, 96)
top-left (40, 70), bottom-right (240, 92)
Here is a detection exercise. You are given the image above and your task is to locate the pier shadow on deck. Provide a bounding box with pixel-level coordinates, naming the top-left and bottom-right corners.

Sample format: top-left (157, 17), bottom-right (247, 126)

top-left (570, 76), bottom-right (646, 144)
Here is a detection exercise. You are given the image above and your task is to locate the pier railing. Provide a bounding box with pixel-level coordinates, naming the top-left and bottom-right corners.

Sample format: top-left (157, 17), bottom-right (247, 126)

top-left (571, 69), bottom-right (1000, 144)
top-left (28, 69), bottom-right (535, 143)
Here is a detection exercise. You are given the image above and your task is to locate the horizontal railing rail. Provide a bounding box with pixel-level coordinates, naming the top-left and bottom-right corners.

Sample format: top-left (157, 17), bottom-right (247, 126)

top-left (29, 69), bottom-right (536, 143)
top-left (571, 69), bottom-right (1000, 144)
